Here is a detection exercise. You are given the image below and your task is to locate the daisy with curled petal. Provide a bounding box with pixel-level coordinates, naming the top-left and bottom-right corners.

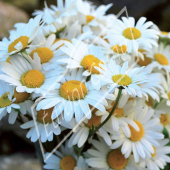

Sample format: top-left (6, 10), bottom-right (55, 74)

top-left (95, 59), bottom-right (149, 97)
top-left (0, 54), bottom-right (64, 94)
top-left (20, 107), bottom-right (61, 143)
top-left (105, 17), bottom-right (159, 53)
top-left (58, 39), bottom-right (109, 90)
top-left (36, 68), bottom-right (115, 123)
top-left (44, 142), bottom-right (88, 170)
top-left (145, 43), bottom-right (170, 72)
top-left (111, 105), bottom-right (164, 163)
top-left (140, 139), bottom-right (170, 170)
top-left (85, 137), bottom-right (146, 170)
top-left (0, 15), bottom-right (42, 59)
top-left (0, 81), bottom-right (20, 124)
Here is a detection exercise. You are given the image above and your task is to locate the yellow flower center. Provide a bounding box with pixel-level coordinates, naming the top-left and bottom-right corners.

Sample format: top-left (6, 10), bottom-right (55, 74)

top-left (37, 108), bottom-right (54, 124)
top-left (154, 53), bottom-right (169, 65)
top-left (160, 114), bottom-right (169, 126)
top-left (8, 36), bottom-right (29, 53)
top-left (151, 146), bottom-right (156, 158)
top-left (107, 149), bottom-right (127, 170)
top-left (112, 74), bottom-right (132, 86)
top-left (123, 27), bottom-right (141, 40)
top-left (128, 121), bottom-right (144, 142)
top-left (86, 15), bottom-right (95, 24)
top-left (145, 96), bottom-right (154, 108)
top-left (30, 47), bottom-right (53, 64)
top-left (111, 45), bottom-right (127, 54)
top-left (21, 70), bottom-right (45, 88)
top-left (60, 80), bottom-right (88, 101)
top-left (54, 38), bottom-right (71, 50)
top-left (13, 88), bottom-right (30, 103)
top-left (168, 92), bottom-right (170, 99)
top-left (60, 156), bottom-right (76, 170)
top-left (161, 31), bottom-right (169, 35)
top-left (0, 92), bottom-right (11, 108)
top-left (6, 57), bottom-right (11, 64)
top-left (85, 113), bottom-right (102, 128)
top-left (81, 55), bottom-right (104, 74)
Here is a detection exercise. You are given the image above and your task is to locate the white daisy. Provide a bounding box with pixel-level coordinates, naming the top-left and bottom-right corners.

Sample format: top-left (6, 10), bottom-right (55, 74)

top-left (105, 17), bottom-right (159, 53)
top-left (140, 139), bottom-right (170, 170)
top-left (0, 54), bottom-right (64, 94)
top-left (95, 60), bottom-right (149, 97)
top-left (111, 105), bottom-right (164, 162)
top-left (0, 81), bottom-right (20, 124)
top-left (85, 137), bottom-right (146, 170)
top-left (36, 68), bottom-right (115, 122)
top-left (20, 107), bottom-right (61, 142)
top-left (58, 39), bottom-right (109, 90)
top-left (44, 142), bottom-right (88, 170)
top-left (0, 15), bottom-right (42, 59)
top-left (145, 43), bottom-right (170, 72)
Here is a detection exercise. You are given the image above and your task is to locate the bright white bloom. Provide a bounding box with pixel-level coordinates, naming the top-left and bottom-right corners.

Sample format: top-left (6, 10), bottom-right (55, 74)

top-left (111, 105), bottom-right (164, 162)
top-left (44, 143), bottom-right (88, 170)
top-left (36, 68), bottom-right (115, 122)
top-left (106, 17), bottom-right (159, 53)
top-left (0, 54), bottom-right (64, 94)
top-left (20, 107), bottom-right (61, 142)
top-left (0, 15), bottom-right (42, 59)
top-left (140, 139), bottom-right (170, 170)
top-left (0, 81), bottom-right (20, 124)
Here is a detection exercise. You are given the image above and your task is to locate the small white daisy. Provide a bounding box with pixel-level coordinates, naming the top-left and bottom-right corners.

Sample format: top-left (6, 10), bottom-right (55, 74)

top-left (0, 54), bottom-right (64, 94)
top-left (105, 17), bottom-right (159, 53)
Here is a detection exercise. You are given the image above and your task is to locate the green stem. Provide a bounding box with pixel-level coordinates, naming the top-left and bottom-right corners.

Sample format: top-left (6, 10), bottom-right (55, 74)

top-left (89, 88), bottom-right (123, 138)
top-left (154, 98), bottom-right (163, 109)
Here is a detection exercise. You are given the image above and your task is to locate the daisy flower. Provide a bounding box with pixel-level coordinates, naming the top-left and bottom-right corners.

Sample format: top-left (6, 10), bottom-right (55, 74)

top-left (20, 107), bottom-right (61, 142)
top-left (105, 17), bottom-right (159, 53)
top-left (95, 60), bottom-right (149, 96)
top-left (44, 142), bottom-right (88, 170)
top-left (36, 68), bottom-right (115, 122)
top-left (85, 137), bottom-right (146, 170)
top-left (0, 15), bottom-right (42, 59)
top-left (0, 81), bottom-right (20, 124)
top-left (0, 54), bottom-right (64, 94)
top-left (145, 43), bottom-right (170, 72)
top-left (59, 39), bottom-right (109, 90)
top-left (111, 105), bottom-right (164, 162)
top-left (140, 139), bottom-right (170, 170)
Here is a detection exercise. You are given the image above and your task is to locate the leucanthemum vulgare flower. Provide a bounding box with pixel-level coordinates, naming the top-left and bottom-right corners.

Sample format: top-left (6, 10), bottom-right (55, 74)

top-left (105, 17), bottom-right (159, 53)
top-left (44, 142), bottom-right (88, 170)
top-left (111, 105), bottom-right (164, 162)
top-left (36, 68), bottom-right (115, 122)
top-left (0, 15), bottom-right (42, 59)
top-left (85, 137), bottom-right (146, 170)
top-left (0, 81), bottom-right (20, 124)
top-left (21, 107), bottom-right (61, 142)
top-left (95, 59), bottom-right (149, 96)
top-left (58, 39), bottom-right (109, 90)
top-left (0, 54), bottom-right (64, 94)
top-left (140, 139), bottom-right (170, 170)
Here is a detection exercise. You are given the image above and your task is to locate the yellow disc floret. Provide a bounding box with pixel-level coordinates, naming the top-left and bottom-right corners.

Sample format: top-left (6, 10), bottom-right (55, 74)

top-left (128, 121), bottom-right (144, 142)
top-left (107, 149), bottom-right (127, 170)
top-left (13, 88), bottom-right (30, 103)
top-left (54, 38), bottom-right (71, 50)
top-left (154, 53), bottom-right (169, 65)
top-left (37, 108), bottom-right (54, 124)
top-left (86, 15), bottom-right (95, 24)
top-left (60, 156), bottom-right (76, 170)
top-left (161, 31), bottom-right (169, 35)
top-left (21, 70), bottom-right (45, 88)
top-left (168, 92), bottom-right (170, 99)
top-left (85, 113), bottom-right (102, 128)
top-left (111, 44), bottom-right (127, 54)
top-left (60, 80), bottom-right (88, 101)
top-left (123, 27), bottom-right (141, 40)
top-left (151, 146), bottom-right (156, 158)
top-left (81, 55), bottom-right (104, 74)
top-left (112, 74), bottom-right (132, 86)
top-left (0, 92), bottom-right (12, 108)
top-left (160, 114), bottom-right (169, 126)
top-left (8, 36), bottom-right (29, 53)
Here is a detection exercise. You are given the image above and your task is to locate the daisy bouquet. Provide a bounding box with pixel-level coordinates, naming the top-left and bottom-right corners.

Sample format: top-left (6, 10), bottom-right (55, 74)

top-left (1, 0), bottom-right (170, 170)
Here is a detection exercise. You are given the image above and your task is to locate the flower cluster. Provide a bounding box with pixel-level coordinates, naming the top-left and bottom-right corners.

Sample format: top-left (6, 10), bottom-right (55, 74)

top-left (0, 0), bottom-right (170, 170)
